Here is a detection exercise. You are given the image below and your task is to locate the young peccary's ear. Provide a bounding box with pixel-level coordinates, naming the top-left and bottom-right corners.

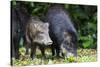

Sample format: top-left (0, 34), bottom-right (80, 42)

top-left (44, 23), bottom-right (49, 27)
top-left (34, 23), bottom-right (39, 28)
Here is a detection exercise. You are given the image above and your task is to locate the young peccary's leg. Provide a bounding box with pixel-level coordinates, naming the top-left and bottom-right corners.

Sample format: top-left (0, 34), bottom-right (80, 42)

top-left (39, 45), bottom-right (46, 59)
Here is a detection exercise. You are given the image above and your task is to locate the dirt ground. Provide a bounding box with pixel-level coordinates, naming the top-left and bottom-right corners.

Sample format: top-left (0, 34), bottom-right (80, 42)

top-left (12, 48), bottom-right (97, 66)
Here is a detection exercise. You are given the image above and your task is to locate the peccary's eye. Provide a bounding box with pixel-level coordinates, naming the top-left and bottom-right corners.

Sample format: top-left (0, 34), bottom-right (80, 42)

top-left (39, 31), bottom-right (44, 34)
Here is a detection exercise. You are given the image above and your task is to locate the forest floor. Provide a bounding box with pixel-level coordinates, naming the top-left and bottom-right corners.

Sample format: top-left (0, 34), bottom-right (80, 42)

top-left (12, 48), bottom-right (97, 66)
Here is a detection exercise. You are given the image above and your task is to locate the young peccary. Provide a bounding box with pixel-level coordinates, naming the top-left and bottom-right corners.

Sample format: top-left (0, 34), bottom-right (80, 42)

top-left (25, 16), bottom-right (52, 59)
top-left (46, 4), bottom-right (78, 58)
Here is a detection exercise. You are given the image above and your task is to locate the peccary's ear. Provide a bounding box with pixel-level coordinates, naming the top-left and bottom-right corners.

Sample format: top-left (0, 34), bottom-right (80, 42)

top-left (34, 23), bottom-right (39, 28)
top-left (44, 23), bottom-right (49, 27)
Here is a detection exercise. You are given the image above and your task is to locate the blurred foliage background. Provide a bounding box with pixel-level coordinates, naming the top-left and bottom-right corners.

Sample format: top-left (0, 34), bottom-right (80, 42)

top-left (12, 1), bottom-right (97, 49)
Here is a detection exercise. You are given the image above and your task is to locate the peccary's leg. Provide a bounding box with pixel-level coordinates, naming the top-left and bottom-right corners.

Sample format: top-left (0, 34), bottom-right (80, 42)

top-left (25, 32), bottom-right (31, 56)
top-left (56, 45), bottom-right (61, 57)
top-left (51, 44), bottom-right (55, 56)
top-left (13, 35), bottom-right (20, 59)
top-left (11, 38), bottom-right (15, 65)
top-left (39, 46), bottom-right (45, 59)
top-left (11, 40), bottom-right (15, 58)
top-left (31, 43), bottom-right (36, 59)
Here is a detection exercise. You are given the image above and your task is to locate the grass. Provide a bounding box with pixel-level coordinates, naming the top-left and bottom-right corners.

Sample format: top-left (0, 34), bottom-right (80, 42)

top-left (12, 48), bottom-right (97, 66)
